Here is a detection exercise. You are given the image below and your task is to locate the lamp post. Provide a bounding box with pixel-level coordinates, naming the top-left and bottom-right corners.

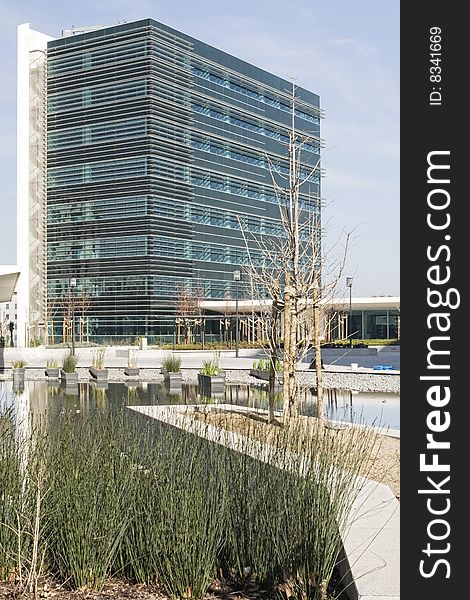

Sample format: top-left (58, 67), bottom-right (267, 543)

top-left (233, 270), bottom-right (241, 358)
top-left (346, 277), bottom-right (353, 348)
top-left (70, 277), bottom-right (77, 355)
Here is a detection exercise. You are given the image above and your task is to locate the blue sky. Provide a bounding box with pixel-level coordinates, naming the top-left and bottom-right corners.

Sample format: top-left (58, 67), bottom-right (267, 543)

top-left (0, 0), bottom-right (399, 297)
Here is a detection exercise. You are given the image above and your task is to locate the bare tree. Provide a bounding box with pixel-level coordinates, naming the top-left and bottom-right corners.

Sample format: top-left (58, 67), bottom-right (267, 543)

top-left (175, 285), bottom-right (203, 344)
top-left (75, 291), bottom-right (91, 343)
top-left (52, 289), bottom-right (91, 345)
top-left (241, 82), bottom-right (350, 423)
top-left (44, 298), bottom-right (61, 346)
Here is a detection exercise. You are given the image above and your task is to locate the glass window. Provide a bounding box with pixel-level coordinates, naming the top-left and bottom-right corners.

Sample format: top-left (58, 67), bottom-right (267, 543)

top-left (193, 65), bottom-right (320, 124)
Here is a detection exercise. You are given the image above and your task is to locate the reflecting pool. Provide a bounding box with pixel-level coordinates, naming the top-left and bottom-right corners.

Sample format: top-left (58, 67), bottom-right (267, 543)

top-left (0, 380), bottom-right (399, 430)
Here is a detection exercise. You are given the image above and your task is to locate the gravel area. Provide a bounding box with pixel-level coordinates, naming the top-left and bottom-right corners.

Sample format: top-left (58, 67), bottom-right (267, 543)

top-left (185, 369), bottom-right (399, 393)
top-left (317, 371), bottom-right (399, 393)
top-left (2, 367), bottom-right (399, 393)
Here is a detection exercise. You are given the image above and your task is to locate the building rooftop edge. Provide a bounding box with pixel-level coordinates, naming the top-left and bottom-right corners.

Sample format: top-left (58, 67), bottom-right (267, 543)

top-left (44, 17), bottom-right (320, 104)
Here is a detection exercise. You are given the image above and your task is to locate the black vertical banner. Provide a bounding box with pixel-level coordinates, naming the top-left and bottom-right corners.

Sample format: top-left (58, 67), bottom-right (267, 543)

top-left (401, 4), bottom-right (466, 599)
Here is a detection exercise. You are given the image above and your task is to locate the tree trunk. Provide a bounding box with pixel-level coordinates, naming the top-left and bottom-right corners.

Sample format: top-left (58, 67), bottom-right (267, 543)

top-left (282, 273), bottom-right (292, 416)
top-left (268, 356), bottom-right (275, 424)
top-left (313, 281), bottom-right (324, 422)
top-left (268, 300), bottom-right (279, 425)
top-left (289, 295), bottom-right (298, 417)
top-left (282, 273), bottom-right (298, 418)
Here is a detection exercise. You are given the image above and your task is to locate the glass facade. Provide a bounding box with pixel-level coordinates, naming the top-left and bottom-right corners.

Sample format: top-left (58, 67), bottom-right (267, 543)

top-left (46, 19), bottom-right (321, 341)
top-left (327, 309), bottom-right (400, 341)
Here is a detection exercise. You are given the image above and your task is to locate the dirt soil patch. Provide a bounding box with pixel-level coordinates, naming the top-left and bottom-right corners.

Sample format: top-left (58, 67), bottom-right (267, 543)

top-left (0, 578), bottom-right (275, 600)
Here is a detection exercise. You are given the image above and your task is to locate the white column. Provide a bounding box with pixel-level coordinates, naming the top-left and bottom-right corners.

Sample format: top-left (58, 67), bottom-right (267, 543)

top-left (16, 24), bottom-right (53, 348)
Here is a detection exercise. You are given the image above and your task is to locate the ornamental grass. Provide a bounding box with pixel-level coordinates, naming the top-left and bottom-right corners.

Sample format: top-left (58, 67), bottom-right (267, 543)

top-left (0, 400), bottom-right (380, 600)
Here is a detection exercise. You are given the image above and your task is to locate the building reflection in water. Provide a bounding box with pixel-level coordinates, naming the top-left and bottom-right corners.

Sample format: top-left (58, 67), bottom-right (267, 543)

top-left (0, 381), bottom-right (399, 431)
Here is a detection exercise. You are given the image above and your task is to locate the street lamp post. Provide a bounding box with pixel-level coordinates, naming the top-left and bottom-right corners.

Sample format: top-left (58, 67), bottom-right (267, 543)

top-left (233, 270), bottom-right (241, 358)
top-left (70, 277), bottom-right (77, 355)
top-left (346, 277), bottom-right (353, 348)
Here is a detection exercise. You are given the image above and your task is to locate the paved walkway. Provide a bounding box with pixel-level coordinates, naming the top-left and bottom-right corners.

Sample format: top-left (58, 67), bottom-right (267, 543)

top-left (1, 346), bottom-right (400, 373)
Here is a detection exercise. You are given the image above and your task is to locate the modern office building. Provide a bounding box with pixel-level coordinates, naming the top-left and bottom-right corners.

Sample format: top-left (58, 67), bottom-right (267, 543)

top-left (322, 297), bottom-right (400, 341)
top-left (17, 19), bottom-right (322, 345)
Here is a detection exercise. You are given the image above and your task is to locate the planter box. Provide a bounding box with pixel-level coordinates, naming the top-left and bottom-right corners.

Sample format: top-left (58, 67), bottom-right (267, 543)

top-left (90, 380), bottom-right (108, 390)
top-left (45, 367), bottom-right (60, 378)
top-left (60, 370), bottom-right (78, 386)
top-left (249, 369), bottom-right (283, 383)
top-left (12, 370), bottom-right (25, 393)
top-left (198, 372), bottom-right (225, 396)
top-left (89, 367), bottom-right (108, 382)
top-left (12, 367), bottom-right (26, 380)
top-left (61, 383), bottom-right (79, 395)
top-left (13, 382), bottom-right (25, 393)
top-left (164, 371), bottom-right (182, 388)
top-left (124, 367), bottom-right (140, 377)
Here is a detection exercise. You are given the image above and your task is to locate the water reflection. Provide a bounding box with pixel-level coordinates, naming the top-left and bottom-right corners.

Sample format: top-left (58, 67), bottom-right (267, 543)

top-left (0, 381), bottom-right (399, 430)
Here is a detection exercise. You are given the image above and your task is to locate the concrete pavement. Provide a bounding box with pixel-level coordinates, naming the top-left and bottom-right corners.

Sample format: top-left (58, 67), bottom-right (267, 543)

top-left (1, 345), bottom-right (400, 373)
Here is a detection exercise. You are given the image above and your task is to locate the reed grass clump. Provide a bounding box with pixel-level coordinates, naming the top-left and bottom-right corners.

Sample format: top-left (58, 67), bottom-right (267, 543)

top-left (91, 347), bottom-right (106, 369)
top-left (116, 418), bottom-right (225, 599)
top-left (161, 353), bottom-right (182, 373)
top-left (0, 397), bottom-right (381, 599)
top-left (61, 352), bottom-right (77, 373)
top-left (43, 411), bottom-right (136, 589)
top-left (127, 349), bottom-right (138, 368)
top-left (189, 410), bottom-right (381, 599)
top-left (0, 410), bottom-right (25, 581)
top-left (0, 408), bottom-right (50, 591)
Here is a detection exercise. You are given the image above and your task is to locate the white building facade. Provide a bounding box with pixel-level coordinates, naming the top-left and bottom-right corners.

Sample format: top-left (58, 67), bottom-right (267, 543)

top-left (16, 24), bottom-right (53, 347)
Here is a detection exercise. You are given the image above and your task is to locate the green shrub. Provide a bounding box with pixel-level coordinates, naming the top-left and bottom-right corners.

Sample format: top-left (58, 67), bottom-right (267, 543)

top-left (46, 359), bottom-right (58, 369)
top-left (29, 337), bottom-right (42, 348)
top-left (199, 360), bottom-right (219, 376)
top-left (200, 352), bottom-right (222, 376)
top-left (162, 340), bottom-right (268, 350)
